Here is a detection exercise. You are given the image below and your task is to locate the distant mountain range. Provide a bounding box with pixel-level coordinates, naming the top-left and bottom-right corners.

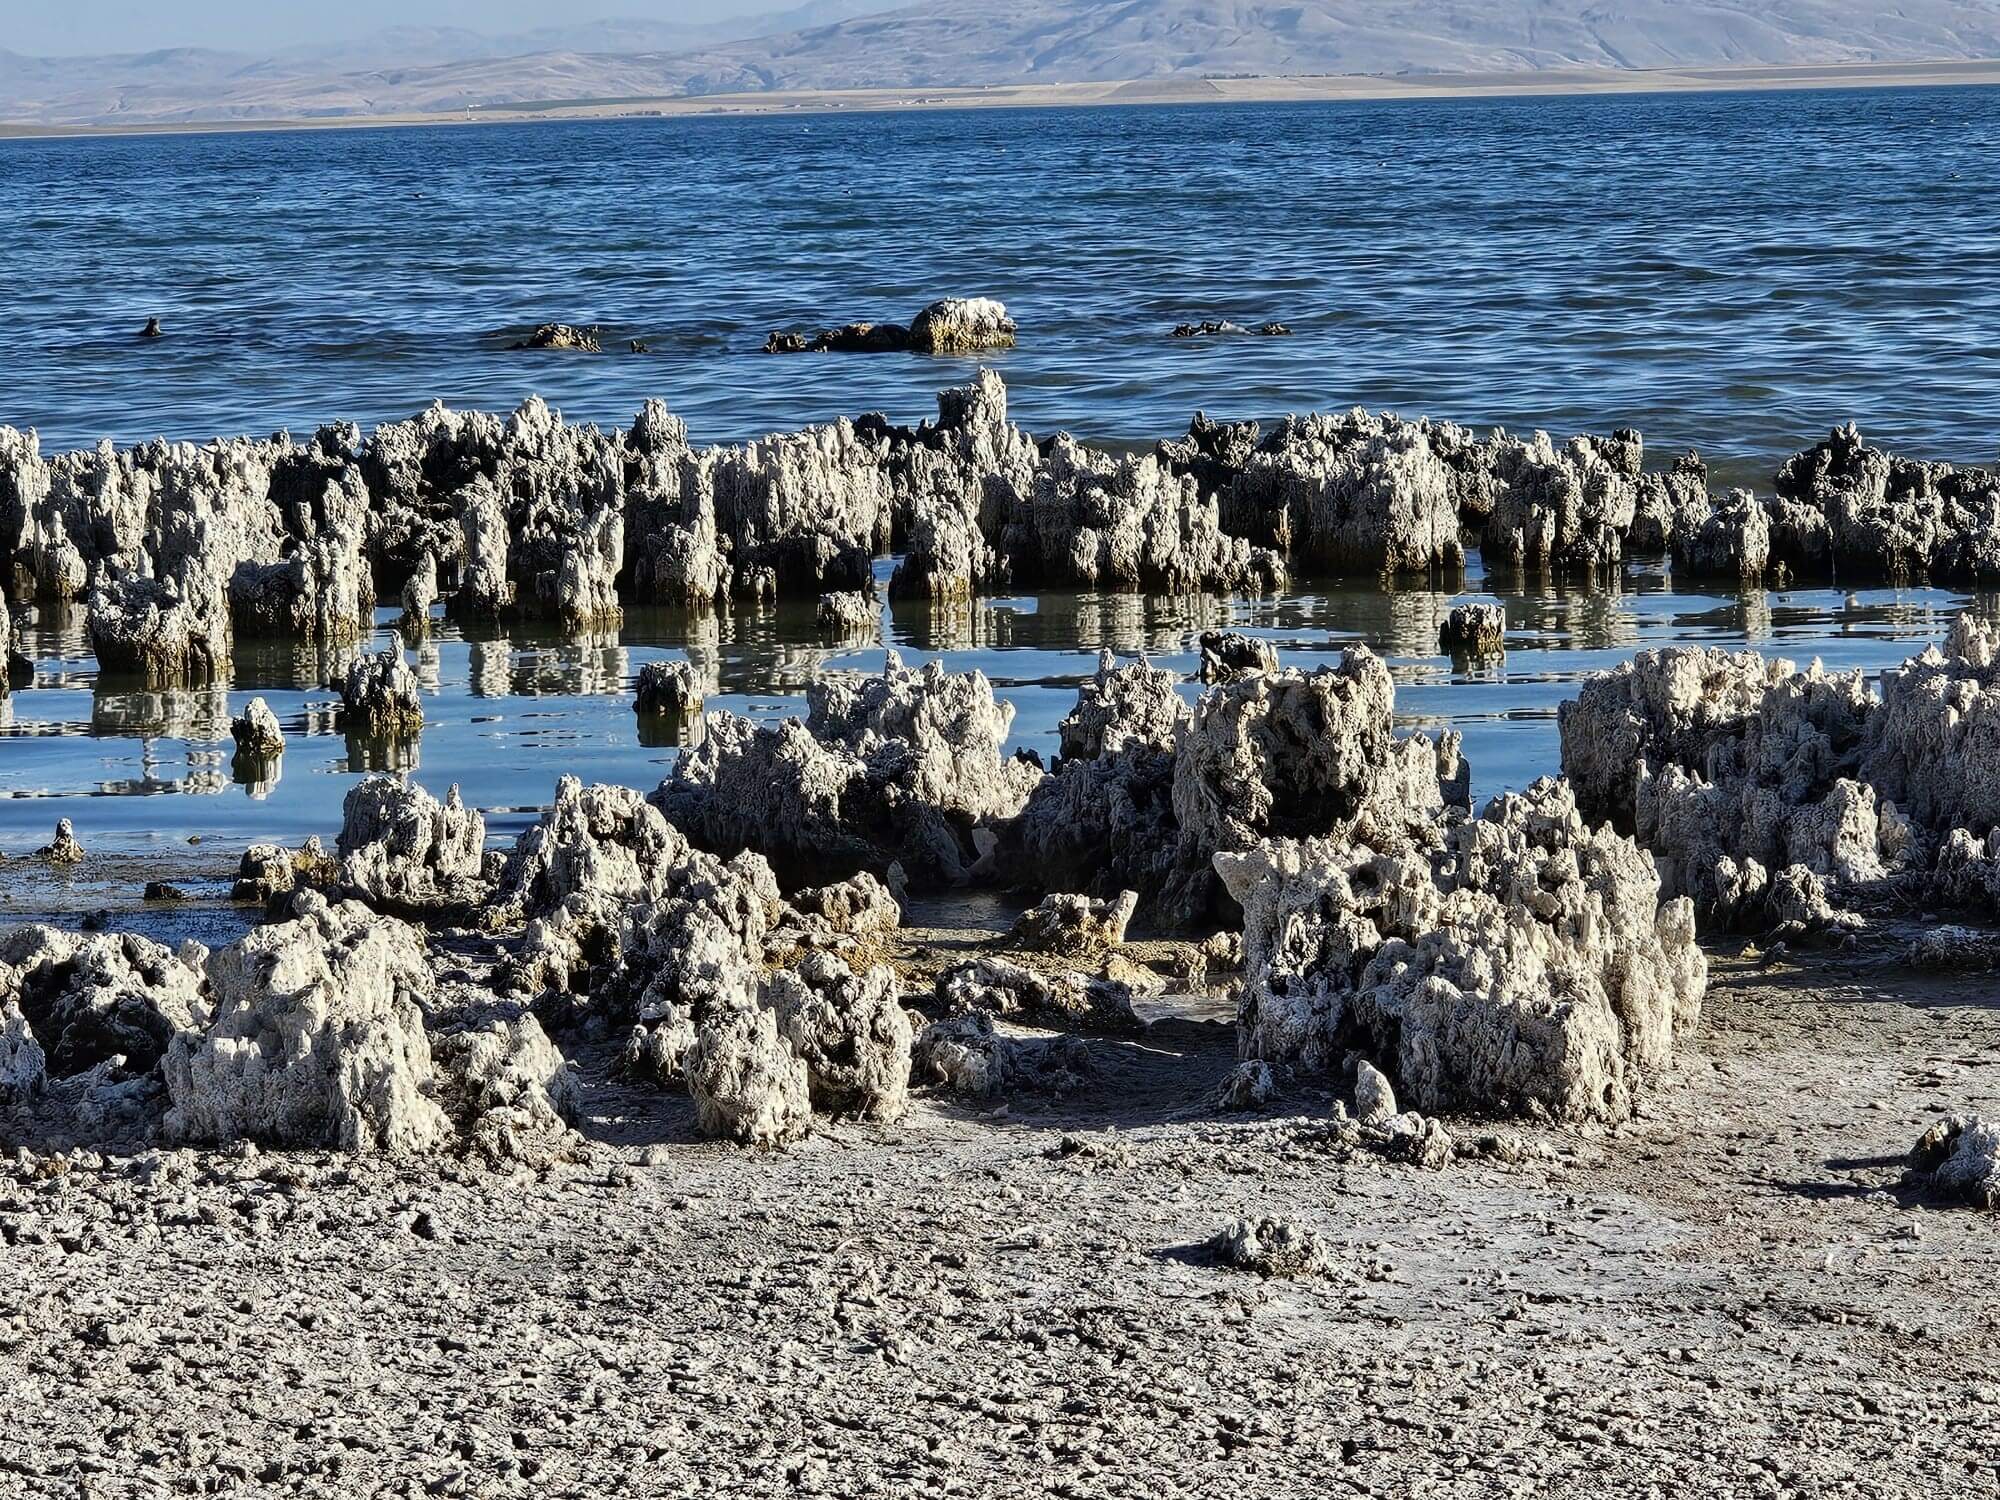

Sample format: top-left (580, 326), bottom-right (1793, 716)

top-left (8, 0), bottom-right (2000, 126)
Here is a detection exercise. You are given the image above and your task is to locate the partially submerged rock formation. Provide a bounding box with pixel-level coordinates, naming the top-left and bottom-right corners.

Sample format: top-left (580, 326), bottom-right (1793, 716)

top-left (634, 659), bottom-right (703, 718)
top-left (1197, 630), bottom-right (1278, 684)
top-left (654, 653), bottom-right (1041, 886)
top-left (230, 696), bottom-right (285, 757)
top-left (340, 639), bottom-right (425, 740)
top-left (764, 298), bottom-right (1016, 357)
top-left (1439, 603), bottom-right (1506, 658)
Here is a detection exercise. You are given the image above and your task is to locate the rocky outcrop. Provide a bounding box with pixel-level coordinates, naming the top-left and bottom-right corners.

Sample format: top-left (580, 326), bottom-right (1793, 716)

top-left (228, 468), bottom-right (373, 641)
top-left (1214, 410), bottom-right (1465, 574)
top-left (817, 589), bottom-right (878, 638)
top-left (687, 1004), bottom-right (812, 1146)
top-left (1672, 489), bottom-right (1771, 582)
top-left (768, 953), bottom-right (912, 1122)
top-left (1439, 603), bottom-right (1505, 657)
top-left (1480, 430), bottom-right (1642, 572)
top-left (513, 324), bottom-right (600, 353)
top-left (163, 895), bottom-right (449, 1152)
top-left (1008, 891), bottom-right (1137, 959)
top-left (230, 697), bottom-right (285, 757)
top-left (1910, 1114), bottom-right (2000, 1209)
top-left (336, 777), bottom-right (487, 913)
top-left (1218, 777), bottom-right (1705, 1123)
top-left (1057, 651), bottom-right (1189, 762)
top-left (340, 640), bottom-right (425, 739)
top-left (655, 654), bottom-right (1042, 886)
top-left (1770, 424), bottom-right (2000, 583)
top-left (635, 659), bottom-right (703, 718)
top-left (908, 298), bottom-right (1017, 355)
top-left (1197, 630), bottom-right (1278, 684)
top-left (432, 1012), bottom-right (579, 1166)
top-left (912, 1012), bottom-right (1094, 1099)
top-left (0, 926), bottom-right (209, 1080)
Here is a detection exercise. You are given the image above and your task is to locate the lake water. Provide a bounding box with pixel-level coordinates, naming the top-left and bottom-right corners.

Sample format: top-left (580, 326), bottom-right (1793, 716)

top-left (1, 87), bottom-right (1996, 859)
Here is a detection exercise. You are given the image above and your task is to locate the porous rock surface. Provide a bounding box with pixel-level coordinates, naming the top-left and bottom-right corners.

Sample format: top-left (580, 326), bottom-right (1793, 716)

top-left (335, 776), bottom-right (487, 912)
top-left (1218, 776), bottom-right (1705, 1123)
top-left (163, 895), bottom-right (449, 1152)
top-left (768, 952), bottom-right (913, 1122)
top-left (654, 653), bottom-right (1042, 886)
top-left (229, 696), bottom-right (285, 757)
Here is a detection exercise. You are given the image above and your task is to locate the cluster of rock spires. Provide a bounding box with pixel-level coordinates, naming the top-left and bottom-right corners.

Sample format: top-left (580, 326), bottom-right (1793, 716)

top-left (12, 373), bottom-right (1987, 697)
top-left (1557, 612), bottom-right (2000, 936)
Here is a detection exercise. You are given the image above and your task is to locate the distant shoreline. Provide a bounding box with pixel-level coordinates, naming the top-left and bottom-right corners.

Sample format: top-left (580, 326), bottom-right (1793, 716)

top-left (5, 56), bottom-right (2000, 140)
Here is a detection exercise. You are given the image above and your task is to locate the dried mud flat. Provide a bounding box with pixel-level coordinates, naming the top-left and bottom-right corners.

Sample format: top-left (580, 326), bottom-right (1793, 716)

top-left (2, 925), bottom-right (1994, 1499)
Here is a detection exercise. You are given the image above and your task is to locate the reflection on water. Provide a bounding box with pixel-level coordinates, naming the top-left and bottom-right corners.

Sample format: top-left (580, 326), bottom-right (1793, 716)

top-left (0, 563), bottom-right (1981, 855)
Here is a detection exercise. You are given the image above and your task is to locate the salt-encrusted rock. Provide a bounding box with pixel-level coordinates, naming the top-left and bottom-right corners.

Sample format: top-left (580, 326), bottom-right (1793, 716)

top-left (399, 553), bottom-right (438, 637)
top-left (336, 777), bottom-right (486, 912)
top-left (1005, 741), bottom-right (1189, 925)
top-left (883, 371), bottom-right (1032, 602)
top-left (1353, 1060), bottom-right (1398, 1123)
top-left (87, 572), bottom-right (231, 685)
top-left (1862, 614), bottom-right (2000, 836)
top-left (433, 1013), bottom-right (578, 1166)
top-left (816, 589), bottom-right (878, 638)
top-left (1439, 603), bottom-right (1506, 657)
top-left (1058, 650), bottom-right (1189, 762)
top-left (230, 837), bottom-right (331, 904)
top-left (513, 323), bottom-right (600, 352)
top-left (1006, 435), bottom-right (1285, 594)
top-left (1481, 429), bottom-right (1641, 571)
top-left (911, 1012), bottom-right (1094, 1099)
top-left (1910, 1114), bottom-right (2000, 1209)
top-left (1213, 410), bottom-right (1465, 574)
top-left (494, 776), bottom-right (777, 1019)
top-left (1905, 924), bottom-right (2000, 971)
top-left (687, 1004), bottom-right (812, 1146)
top-left (937, 955), bottom-right (1143, 1033)
top-left (1673, 489), bottom-right (1771, 581)
top-left (768, 952), bottom-right (913, 1121)
top-left (697, 418), bottom-right (888, 598)
top-left (164, 895), bottom-right (448, 1152)
top-left (1210, 1217), bottom-right (1335, 1278)
top-left (1009, 890), bottom-right (1138, 958)
top-left (449, 480), bottom-right (514, 623)
top-left (908, 299), bottom-right (1017, 355)
top-left (0, 926), bottom-right (209, 1078)
top-left (635, 659), bottom-right (703, 717)
top-left (228, 469), bottom-right (373, 641)
top-left (340, 639), bottom-right (425, 738)
top-left (1628, 451), bottom-right (1714, 553)
top-left (656, 653), bottom-right (1042, 886)
top-left (0, 1002), bottom-right (44, 1097)
top-left (38, 818), bottom-right (85, 864)
top-left (764, 322), bottom-right (911, 355)
top-left (1772, 423), bottom-right (2000, 583)
top-left (1218, 1059), bottom-right (1276, 1109)
top-left (783, 872), bottom-right (902, 939)
top-left (230, 696), bottom-right (285, 757)
top-left (1197, 630), bottom-right (1278, 684)
top-left (1174, 651), bottom-right (1455, 861)
top-left (1219, 777), bottom-right (1705, 1123)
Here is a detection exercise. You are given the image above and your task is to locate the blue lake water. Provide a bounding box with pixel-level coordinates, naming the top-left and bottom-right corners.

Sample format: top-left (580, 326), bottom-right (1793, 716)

top-left (1, 87), bottom-right (1996, 858)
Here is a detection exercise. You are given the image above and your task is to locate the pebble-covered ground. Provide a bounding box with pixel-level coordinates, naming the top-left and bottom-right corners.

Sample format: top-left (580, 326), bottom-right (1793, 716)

top-left (2, 932), bottom-right (1995, 1499)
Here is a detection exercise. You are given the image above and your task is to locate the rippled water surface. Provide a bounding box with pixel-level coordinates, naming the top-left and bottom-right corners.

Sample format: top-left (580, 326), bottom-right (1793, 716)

top-left (1, 88), bottom-right (1997, 858)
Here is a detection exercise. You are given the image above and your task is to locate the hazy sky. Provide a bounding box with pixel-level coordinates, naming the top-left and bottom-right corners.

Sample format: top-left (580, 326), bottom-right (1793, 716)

top-left (3, 1), bottom-right (796, 54)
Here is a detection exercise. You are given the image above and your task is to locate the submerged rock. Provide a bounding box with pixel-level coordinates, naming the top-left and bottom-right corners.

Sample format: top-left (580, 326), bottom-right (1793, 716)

top-left (512, 323), bottom-right (601, 353)
top-left (340, 640), bottom-right (425, 739)
top-left (1197, 630), bottom-right (1278, 684)
top-left (635, 659), bottom-right (703, 718)
top-left (908, 298), bottom-right (1017, 355)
